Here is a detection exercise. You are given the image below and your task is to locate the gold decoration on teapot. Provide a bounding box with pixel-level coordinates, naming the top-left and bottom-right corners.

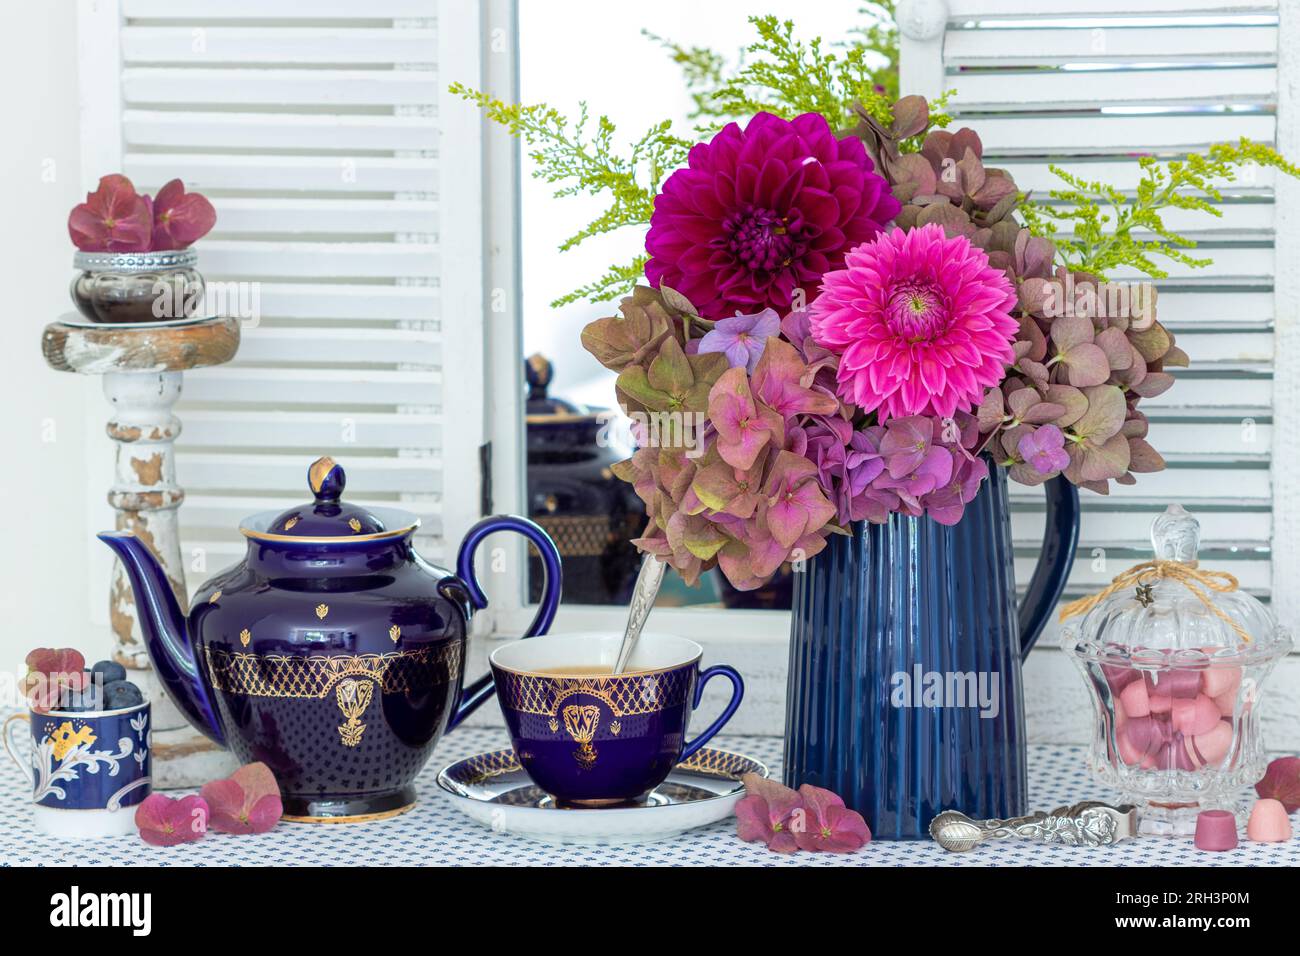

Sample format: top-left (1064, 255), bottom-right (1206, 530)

top-left (284, 516), bottom-right (299, 530)
top-left (348, 518), bottom-right (362, 532)
top-left (239, 628), bottom-right (251, 648)
top-left (336, 678), bottom-right (375, 747)
top-left (389, 624), bottom-right (400, 644)
top-left (562, 704), bottom-right (601, 770)
top-left (315, 603), bottom-right (329, 620)
top-left (610, 720), bottom-right (622, 736)
top-left (203, 643), bottom-right (462, 700)
top-left (548, 717), bottom-right (559, 733)
top-left (208, 590), bottom-right (221, 604)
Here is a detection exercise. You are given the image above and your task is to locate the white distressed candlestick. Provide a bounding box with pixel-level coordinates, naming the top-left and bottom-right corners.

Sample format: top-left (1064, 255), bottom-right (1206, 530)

top-left (43, 315), bottom-right (242, 787)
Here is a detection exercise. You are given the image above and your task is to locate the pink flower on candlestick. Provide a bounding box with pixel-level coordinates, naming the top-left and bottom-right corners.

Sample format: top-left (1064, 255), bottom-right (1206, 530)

top-left (150, 178), bottom-right (217, 250)
top-left (67, 174), bottom-right (153, 252)
top-left (809, 224), bottom-right (1018, 421)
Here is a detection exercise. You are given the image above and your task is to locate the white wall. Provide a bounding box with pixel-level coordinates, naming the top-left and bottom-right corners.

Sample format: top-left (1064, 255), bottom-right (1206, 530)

top-left (0, 3), bottom-right (103, 679)
top-left (518, 0), bottom-right (865, 407)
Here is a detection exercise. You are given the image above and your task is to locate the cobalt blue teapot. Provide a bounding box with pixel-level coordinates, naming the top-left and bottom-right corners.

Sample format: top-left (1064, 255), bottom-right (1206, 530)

top-left (100, 456), bottom-right (562, 822)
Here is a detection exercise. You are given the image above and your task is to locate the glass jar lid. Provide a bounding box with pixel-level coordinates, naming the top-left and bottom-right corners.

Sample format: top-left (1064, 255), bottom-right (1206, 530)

top-left (1061, 504), bottom-right (1291, 667)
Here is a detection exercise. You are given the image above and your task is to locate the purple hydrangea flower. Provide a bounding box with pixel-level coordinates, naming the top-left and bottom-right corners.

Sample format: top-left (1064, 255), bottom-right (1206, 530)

top-left (697, 309), bottom-right (781, 374)
top-left (1018, 424), bottom-right (1070, 475)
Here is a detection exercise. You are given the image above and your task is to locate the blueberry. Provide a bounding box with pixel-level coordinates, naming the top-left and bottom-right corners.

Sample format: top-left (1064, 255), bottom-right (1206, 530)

top-left (91, 660), bottom-right (127, 685)
top-left (60, 683), bottom-right (103, 712)
top-left (104, 680), bottom-right (144, 709)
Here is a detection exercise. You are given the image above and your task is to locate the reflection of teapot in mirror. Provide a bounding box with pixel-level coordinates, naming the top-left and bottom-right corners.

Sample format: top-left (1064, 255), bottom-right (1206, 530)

top-left (525, 354), bottom-right (643, 605)
top-left (100, 456), bottom-right (562, 822)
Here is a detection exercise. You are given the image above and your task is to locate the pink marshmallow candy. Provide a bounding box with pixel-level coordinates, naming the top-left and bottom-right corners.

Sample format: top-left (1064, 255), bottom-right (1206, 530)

top-left (1117, 716), bottom-right (1166, 766)
top-left (1172, 695), bottom-right (1221, 736)
top-left (1246, 798), bottom-right (1293, 843)
top-left (1213, 689), bottom-right (1238, 717)
top-left (1201, 664), bottom-right (1242, 699)
top-left (1102, 663), bottom-right (1140, 692)
top-left (1147, 668), bottom-right (1200, 699)
top-left (1119, 680), bottom-right (1150, 718)
top-left (1186, 720), bottom-right (1234, 767)
top-left (1194, 810), bottom-right (1239, 851)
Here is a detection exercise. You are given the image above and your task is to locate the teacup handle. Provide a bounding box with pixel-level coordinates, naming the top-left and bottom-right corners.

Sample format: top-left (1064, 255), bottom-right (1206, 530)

top-left (3, 713), bottom-right (34, 786)
top-left (681, 665), bottom-right (745, 760)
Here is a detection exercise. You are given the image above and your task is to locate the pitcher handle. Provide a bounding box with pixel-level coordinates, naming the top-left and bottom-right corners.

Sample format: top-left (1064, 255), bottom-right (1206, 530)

top-left (3, 713), bottom-right (34, 787)
top-left (447, 515), bottom-right (563, 730)
top-left (1017, 475), bottom-right (1080, 660)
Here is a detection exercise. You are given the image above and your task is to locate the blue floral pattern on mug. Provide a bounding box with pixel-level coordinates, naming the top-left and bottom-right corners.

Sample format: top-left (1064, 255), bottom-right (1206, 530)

top-left (27, 704), bottom-right (152, 811)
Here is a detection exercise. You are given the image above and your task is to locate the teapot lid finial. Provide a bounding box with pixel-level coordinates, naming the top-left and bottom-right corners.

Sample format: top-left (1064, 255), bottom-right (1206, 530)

top-left (309, 456), bottom-right (345, 502)
top-left (265, 456), bottom-right (378, 538)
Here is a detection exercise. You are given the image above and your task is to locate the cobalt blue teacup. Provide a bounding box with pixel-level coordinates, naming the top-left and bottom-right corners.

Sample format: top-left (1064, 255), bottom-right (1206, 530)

top-left (490, 632), bottom-right (744, 806)
top-left (3, 701), bottom-right (152, 837)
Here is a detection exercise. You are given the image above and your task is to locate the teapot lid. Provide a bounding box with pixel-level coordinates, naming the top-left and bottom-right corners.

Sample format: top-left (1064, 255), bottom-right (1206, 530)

top-left (248, 457), bottom-right (415, 542)
top-left (525, 354), bottom-right (599, 424)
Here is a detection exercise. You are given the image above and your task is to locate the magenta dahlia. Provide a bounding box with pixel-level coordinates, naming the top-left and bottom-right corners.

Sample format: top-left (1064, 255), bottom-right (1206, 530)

top-left (645, 112), bottom-right (899, 321)
top-left (808, 224), bottom-right (1018, 421)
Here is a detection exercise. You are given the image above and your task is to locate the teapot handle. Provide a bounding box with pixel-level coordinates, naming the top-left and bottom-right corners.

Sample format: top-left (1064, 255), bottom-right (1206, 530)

top-left (1017, 475), bottom-right (1080, 660)
top-left (447, 515), bottom-right (563, 729)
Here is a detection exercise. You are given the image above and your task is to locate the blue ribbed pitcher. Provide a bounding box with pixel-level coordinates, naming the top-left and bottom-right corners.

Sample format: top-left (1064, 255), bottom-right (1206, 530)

top-left (784, 467), bottom-right (1079, 840)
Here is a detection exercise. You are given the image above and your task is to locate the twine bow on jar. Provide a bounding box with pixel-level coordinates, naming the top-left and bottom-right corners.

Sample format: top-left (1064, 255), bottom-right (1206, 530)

top-left (1058, 559), bottom-right (1251, 643)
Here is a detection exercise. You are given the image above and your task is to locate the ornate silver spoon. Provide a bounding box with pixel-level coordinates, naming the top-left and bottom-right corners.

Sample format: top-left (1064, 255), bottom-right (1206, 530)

top-left (613, 556), bottom-right (666, 674)
top-left (930, 801), bottom-right (1140, 852)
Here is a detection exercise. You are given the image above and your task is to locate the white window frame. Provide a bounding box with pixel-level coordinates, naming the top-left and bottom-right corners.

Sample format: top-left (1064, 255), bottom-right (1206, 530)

top-left (480, 0), bottom-right (1300, 742)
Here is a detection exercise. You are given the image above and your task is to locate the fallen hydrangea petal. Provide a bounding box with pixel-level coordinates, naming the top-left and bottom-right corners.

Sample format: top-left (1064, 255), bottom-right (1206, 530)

top-left (793, 784), bottom-right (871, 853)
top-left (1255, 756), bottom-right (1300, 813)
top-left (200, 761), bottom-right (284, 834)
top-left (136, 793), bottom-right (209, 847)
top-left (735, 773), bottom-right (802, 853)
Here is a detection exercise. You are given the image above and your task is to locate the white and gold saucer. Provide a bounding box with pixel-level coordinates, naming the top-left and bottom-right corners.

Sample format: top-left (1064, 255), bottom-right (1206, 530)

top-left (435, 746), bottom-right (767, 845)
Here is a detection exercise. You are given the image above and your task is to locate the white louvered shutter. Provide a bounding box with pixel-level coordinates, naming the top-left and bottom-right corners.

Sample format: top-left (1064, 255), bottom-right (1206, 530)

top-left (901, 0), bottom-right (1291, 608)
top-left (898, 0), bottom-right (1300, 740)
top-left (77, 0), bottom-right (498, 582)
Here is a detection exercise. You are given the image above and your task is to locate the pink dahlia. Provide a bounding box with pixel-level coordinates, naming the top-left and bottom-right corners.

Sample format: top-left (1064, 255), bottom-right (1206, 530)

top-left (809, 224), bottom-right (1018, 421)
top-left (645, 112), bottom-right (899, 321)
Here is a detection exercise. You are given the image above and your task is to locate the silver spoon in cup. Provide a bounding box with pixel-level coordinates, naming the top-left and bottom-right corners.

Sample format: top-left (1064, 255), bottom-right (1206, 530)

top-left (613, 556), bottom-right (666, 675)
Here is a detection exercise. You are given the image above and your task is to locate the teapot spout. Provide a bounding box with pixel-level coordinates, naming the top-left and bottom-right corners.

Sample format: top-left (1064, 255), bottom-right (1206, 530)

top-left (97, 531), bottom-right (225, 746)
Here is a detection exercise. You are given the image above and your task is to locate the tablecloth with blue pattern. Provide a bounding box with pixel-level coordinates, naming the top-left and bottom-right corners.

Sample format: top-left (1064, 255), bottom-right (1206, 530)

top-left (3, 727), bottom-right (1296, 866)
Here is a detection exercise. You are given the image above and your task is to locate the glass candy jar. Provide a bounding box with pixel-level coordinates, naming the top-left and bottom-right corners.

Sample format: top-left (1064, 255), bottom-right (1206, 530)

top-left (70, 249), bottom-right (204, 324)
top-left (1061, 504), bottom-right (1292, 835)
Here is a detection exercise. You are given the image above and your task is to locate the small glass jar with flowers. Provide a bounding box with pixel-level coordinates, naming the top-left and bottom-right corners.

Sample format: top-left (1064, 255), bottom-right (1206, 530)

top-left (67, 174), bottom-right (216, 324)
